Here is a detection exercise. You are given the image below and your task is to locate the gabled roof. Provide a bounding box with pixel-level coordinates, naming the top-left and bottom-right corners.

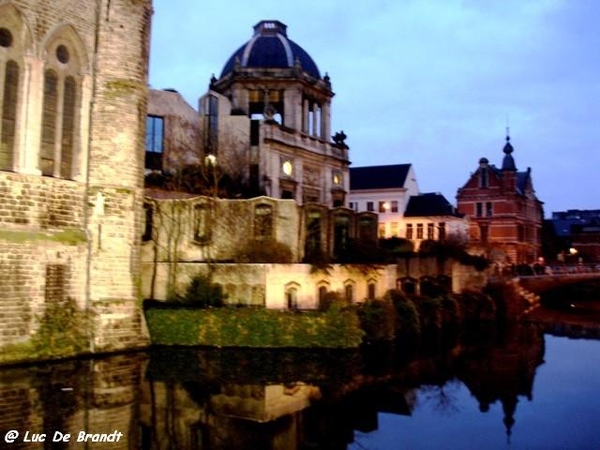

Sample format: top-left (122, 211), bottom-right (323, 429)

top-left (350, 164), bottom-right (412, 190)
top-left (404, 192), bottom-right (463, 218)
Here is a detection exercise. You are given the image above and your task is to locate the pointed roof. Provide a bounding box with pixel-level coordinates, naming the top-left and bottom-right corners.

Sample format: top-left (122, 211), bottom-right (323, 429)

top-left (501, 135), bottom-right (517, 171)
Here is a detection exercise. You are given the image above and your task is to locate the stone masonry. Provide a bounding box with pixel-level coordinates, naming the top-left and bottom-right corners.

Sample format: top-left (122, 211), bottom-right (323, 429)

top-left (0, 0), bottom-right (152, 358)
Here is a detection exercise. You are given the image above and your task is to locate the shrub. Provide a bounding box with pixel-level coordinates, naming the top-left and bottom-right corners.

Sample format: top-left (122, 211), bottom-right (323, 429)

top-left (30, 298), bottom-right (91, 358)
top-left (458, 290), bottom-right (497, 322)
top-left (414, 296), bottom-right (444, 331)
top-left (235, 238), bottom-right (294, 263)
top-left (385, 289), bottom-right (420, 336)
top-left (144, 306), bottom-right (364, 348)
top-left (178, 274), bottom-right (226, 308)
top-left (358, 299), bottom-right (397, 342)
top-left (318, 291), bottom-right (348, 311)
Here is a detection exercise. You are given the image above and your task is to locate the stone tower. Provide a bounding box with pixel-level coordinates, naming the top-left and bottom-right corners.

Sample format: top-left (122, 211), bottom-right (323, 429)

top-left (0, 0), bottom-right (152, 360)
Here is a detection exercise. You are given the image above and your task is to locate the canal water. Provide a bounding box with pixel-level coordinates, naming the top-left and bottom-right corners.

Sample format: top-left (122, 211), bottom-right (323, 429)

top-left (0, 318), bottom-right (599, 449)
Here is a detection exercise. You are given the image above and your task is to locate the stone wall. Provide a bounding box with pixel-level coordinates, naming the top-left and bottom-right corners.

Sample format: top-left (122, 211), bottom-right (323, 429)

top-left (0, 0), bottom-right (152, 360)
top-left (144, 261), bottom-right (402, 309)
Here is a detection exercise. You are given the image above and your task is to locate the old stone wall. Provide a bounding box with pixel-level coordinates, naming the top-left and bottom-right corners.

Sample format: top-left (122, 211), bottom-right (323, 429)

top-left (0, 0), bottom-right (152, 360)
top-left (142, 262), bottom-right (399, 309)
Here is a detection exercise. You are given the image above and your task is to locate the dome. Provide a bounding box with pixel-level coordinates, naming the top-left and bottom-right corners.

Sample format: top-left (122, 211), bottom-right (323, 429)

top-left (220, 20), bottom-right (321, 79)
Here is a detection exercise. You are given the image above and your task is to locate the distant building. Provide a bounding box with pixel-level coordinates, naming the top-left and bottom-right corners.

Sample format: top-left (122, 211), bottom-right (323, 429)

top-left (404, 193), bottom-right (468, 250)
top-left (456, 136), bottom-right (544, 263)
top-left (349, 164), bottom-right (419, 236)
top-left (545, 210), bottom-right (600, 262)
top-left (348, 164), bottom-right (467, 249)
top-left (146, 89), bottom-right (201, 171)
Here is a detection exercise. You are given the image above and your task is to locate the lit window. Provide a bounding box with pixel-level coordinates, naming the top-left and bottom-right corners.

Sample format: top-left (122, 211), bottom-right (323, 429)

top-left (332, 170), bottom-right (342, 185)
top-left (406, 224), bottom-right (413, 239)
top-left (416, 223), bottom-right (423, 239)
top-left (427, 223), bottom-right (434, 239)
top-left (282, 160), bottom-right (293, 176)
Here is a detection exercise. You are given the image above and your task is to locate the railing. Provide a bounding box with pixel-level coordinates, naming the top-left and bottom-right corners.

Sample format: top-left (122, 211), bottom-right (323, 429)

top-left (515, 263), bottom-right (600, 278)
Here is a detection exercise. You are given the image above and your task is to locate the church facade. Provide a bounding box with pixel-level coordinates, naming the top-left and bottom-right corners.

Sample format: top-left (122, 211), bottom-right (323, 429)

top-left (456, 136), bottom-right (544, 264)
top-left (0, 0), bottom-right (151, 357)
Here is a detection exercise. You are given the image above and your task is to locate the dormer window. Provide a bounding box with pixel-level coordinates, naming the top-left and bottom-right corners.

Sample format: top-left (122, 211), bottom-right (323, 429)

top-left (480, 167), bottom-right (488, 188)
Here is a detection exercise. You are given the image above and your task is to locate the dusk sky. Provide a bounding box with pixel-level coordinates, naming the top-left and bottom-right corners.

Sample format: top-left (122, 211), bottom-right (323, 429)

top-left (149, 0), bottom-right (599, 216)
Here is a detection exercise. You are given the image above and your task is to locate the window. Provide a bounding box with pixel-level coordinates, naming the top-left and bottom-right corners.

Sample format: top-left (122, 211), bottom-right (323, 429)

top-left (1, 25), bottom-right (19, 172)
top-left (142, 203), bottom-right (153, 242)
top-left (305, 210), bottom-right (322, 258)
top-left (206, 94), bottom-right (218, 153)
top-left (406, 224), bottom-right (413, 239)
top-left (349, 201), bottom-right (355, 210)
top-left (286, 287), bottom-right (298, 310)
top-left (390, 222), bottom-right (399, 237)
top-left (367, 282), bottom-right (376, 300)
top-left (366, 201), bottom-right (374, 212)
top-left (45, 264), bottom-right (66, 303)
top-left (318, 286), bottom-right (328, 306)
top-left (332, 170), bottom-right (342, 185)
top-left (345, 283), bottom-right (354, 303)
top-left (476, 202), bottom-right (483, 217)
top-left (480, 168), bottom-right (488, 188)
top-left (416, 223), bottom-right (423, 239)
top-left (378, 223), bottom-right (386, 238)
top-left (391, 201), bottom-right (398, 213)
top-left (193, 204), bottom-right (211, 243)
top-left (480, 224), bottom-right (489, 242)
top-left (486, 202), bottom-right (493, 217)
top-left (378, 201), bottom-right (387, 213)
top-left (145, 115), bottom-right (164, 170)
top-left (333, 214), bottom-right (350, 256)
top-left (360, 216), bottom-right (377, 244)
top-left (39, 39), bottom-right (82, 180)
top-left (254, 203), bottom-right (273, 239)
top-left (438, 222), bottom-right (446, 240)
top-left (427, 223), bottom-right (435, 239)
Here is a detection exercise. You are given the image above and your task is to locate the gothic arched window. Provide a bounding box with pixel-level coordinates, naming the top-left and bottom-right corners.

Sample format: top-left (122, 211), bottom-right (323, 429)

top-left (40, 36), bottom-right (83, 180)
top-left (1, 59), bottom-right (19, 170)
top-left (0, 24), bottom-right (20, 171)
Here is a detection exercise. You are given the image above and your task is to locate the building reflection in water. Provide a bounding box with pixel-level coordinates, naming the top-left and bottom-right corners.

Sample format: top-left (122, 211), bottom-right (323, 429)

top-left (0, 324), bottom-right (544, 449)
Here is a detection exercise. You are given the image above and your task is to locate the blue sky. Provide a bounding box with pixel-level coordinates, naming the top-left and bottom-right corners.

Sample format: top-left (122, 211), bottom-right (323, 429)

top-left (149, 0), bottom-right (600, 216)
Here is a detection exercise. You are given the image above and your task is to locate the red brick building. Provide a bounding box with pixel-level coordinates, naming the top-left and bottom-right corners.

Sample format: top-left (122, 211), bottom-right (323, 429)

top-left (456, 136), bottom-right (544, 264)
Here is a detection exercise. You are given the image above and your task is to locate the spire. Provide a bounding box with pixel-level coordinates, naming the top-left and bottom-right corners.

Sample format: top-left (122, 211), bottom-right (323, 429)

top-left (502, 134), bottom-right (516, 171)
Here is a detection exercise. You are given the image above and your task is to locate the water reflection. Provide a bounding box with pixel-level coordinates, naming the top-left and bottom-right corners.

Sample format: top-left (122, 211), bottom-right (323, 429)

top-left (2, 320), bottom-right (599, 449)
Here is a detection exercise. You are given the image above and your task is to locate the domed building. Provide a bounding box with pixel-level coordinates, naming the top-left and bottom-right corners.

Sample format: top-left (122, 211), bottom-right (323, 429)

top-left (199, 20), bottom-right (350, 206)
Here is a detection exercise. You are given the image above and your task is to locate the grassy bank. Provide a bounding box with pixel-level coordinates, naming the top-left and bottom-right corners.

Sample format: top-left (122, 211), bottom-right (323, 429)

top-left (144, 305), bottom-right (364, 348)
